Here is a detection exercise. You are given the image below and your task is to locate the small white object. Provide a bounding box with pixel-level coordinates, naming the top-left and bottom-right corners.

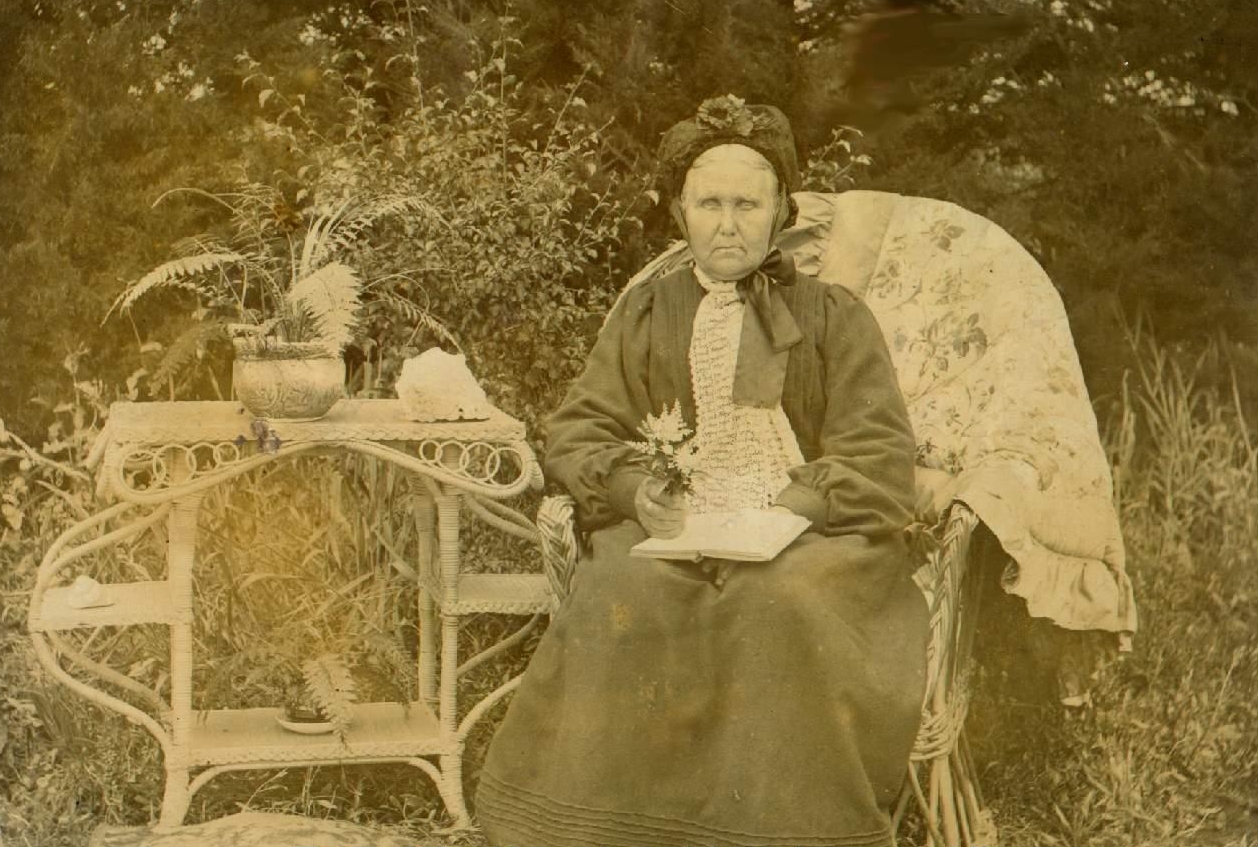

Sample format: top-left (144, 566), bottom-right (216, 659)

top-left (66, 575), bottom-right (113, 609)
top-left (396, 349), bottom-right (493, 422)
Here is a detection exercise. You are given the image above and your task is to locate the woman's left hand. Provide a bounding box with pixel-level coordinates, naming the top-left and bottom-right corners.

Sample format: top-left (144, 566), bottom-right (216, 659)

top-left (635, 476), bottom-right (688, 538)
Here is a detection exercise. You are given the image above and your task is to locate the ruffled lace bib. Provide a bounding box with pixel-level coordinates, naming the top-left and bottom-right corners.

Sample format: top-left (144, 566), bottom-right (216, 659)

top-left (687, 268), bottom-right (805, 513)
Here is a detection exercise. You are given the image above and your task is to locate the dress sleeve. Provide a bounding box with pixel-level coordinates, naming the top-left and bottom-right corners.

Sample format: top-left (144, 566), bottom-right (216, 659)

top-left (779, 288), bottom-right (916, 538)
top-left (541, 286), bottom-right (655, 531)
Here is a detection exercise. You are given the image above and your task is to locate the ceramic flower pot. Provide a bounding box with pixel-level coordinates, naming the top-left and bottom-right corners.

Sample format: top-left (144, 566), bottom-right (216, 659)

top-left (277, 703), bottom-right (337, 735)
top-left (231, 340), bottom-right (345, 421)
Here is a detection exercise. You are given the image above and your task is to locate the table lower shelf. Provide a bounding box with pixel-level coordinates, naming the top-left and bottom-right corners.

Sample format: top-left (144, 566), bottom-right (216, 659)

top-left (187, 702), bottom-right (448, 767)
top-left (31, 580), bottom-right (175, 631)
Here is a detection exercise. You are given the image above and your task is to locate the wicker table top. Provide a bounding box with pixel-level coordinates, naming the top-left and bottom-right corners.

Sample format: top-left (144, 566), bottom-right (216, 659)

top-left (88, 400), bottom-right (540, 503)
top-left (96, 399), bottom-right (527, 449)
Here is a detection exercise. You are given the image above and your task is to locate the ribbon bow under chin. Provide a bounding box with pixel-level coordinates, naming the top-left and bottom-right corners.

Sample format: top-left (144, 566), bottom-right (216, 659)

top-left (735, 248), bottom-right (802, 354)
top-left (724, 248), bottom-right (803, 408)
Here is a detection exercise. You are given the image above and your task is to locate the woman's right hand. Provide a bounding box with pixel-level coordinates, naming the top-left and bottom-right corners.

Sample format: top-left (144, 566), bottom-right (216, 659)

top-left (634, 476), bottom-right (688, 539)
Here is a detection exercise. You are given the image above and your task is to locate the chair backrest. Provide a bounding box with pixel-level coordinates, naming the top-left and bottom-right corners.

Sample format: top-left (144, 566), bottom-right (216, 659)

top-left (621, 190), bottom-right (1134, 637)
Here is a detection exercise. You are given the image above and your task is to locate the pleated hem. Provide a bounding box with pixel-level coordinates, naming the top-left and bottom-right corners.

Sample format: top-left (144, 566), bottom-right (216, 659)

top-left (477, 773), bottom-right (894, 847)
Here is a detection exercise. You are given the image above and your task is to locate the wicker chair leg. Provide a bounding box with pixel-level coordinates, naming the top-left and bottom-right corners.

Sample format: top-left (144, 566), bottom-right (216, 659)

top-left (156, 768), bottom-right (191, 829)
top-left (936, 751), bottom-right (962, 845)
top-left (435, 753), bottom-right (474, 830)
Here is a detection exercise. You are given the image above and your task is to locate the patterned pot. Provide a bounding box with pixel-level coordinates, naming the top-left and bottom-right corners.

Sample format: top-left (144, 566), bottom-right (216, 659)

top-left (231, 341), bottom-right (345, 421)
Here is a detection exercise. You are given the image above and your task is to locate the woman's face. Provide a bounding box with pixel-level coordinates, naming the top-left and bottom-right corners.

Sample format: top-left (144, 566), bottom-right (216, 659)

top-left (680, 145), bottom-right (779, 281)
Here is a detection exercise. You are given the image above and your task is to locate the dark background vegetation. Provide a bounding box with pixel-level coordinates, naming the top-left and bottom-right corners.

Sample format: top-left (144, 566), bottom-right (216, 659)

top-left (1, 1), bottom-right (1256, 846)
top-left (1, 0), bottom-right (1256, 437)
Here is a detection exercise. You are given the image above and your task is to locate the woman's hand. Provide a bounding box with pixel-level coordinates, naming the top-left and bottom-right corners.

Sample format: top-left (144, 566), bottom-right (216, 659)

top-left (634, 477), bottom-right (688, 538)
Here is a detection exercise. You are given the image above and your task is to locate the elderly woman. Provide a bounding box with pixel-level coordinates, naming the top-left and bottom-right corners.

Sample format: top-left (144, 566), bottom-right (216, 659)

top-left (476, 98), bottom-right (929, 847)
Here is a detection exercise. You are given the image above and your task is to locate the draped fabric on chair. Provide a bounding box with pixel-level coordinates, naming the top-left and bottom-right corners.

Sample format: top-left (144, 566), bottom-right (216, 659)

top-left (786, 191), bottom-right (1134, 640)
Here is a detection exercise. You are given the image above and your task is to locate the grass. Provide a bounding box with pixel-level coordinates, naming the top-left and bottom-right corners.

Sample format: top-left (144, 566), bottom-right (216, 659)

top-left (2, 335), bottom-right (1256, 846)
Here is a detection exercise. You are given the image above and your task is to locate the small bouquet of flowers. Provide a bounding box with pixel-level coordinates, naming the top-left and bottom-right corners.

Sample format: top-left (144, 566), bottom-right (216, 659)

top-left (628, 402), bottom-right (700, 496)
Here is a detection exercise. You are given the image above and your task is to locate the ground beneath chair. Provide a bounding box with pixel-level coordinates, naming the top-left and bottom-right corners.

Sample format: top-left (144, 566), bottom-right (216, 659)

top-left (86, 811), bottom-right (451, 847)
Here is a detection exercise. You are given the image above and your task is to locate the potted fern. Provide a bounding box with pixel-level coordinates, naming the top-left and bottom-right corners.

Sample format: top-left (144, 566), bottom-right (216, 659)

top-left (109, 184), bottom-right (425, 420)
top-left (280, 628), bottom-right (418, 741)
top-left (204, 618), bottom-right (417, 742)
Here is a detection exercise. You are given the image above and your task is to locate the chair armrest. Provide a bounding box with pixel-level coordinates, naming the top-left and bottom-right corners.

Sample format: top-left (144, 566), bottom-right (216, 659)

top-left (537, 494), bottom-right (579, 605)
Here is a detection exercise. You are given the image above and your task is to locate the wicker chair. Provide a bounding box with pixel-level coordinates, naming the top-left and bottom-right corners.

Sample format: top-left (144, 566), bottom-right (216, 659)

top-left (527, 190), bottom-right (1085, 847)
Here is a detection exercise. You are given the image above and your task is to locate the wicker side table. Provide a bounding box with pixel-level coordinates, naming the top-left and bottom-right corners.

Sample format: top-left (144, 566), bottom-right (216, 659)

top-left (28, 399), bottom-right (551, 830)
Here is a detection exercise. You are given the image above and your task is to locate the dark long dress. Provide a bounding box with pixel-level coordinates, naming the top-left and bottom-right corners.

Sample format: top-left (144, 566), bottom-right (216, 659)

top-left (476, 268), bottom-right (929, 847)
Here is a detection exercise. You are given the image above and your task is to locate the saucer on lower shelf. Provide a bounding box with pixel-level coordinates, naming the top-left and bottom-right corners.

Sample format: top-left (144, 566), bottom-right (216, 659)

top-left (276, 716), bottom-right (336, 735)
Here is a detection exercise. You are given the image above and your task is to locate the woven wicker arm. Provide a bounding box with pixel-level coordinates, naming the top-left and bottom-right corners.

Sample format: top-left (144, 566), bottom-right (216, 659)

top-left (537, 495), bottom-right (579, 607)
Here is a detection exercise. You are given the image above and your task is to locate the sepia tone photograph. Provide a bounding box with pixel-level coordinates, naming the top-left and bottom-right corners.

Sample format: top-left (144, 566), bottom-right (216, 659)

top-left (0, 1), bottom-right (1255, 846)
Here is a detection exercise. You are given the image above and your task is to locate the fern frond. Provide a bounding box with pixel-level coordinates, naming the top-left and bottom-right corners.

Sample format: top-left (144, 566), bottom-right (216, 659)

top-left (285, 262), bottom-right (362, 351)
top-left (302, 653), bottom-right (356, 740)
top-left (299, 198), bottom-right (354, 279)
top-left (374, 291), bottom-right (462, 352)
top-left (149, 318), bottom-right (231, 389)
top-left (310, 195), bottom-right (423, 269)
top-left (171, 233), bottom-right (232, 258)
top-left (109, 251), bottom-right (246, 317)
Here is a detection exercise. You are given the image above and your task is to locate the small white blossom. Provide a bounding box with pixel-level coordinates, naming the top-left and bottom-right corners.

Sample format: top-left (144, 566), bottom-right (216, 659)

top-left (639, 403), bottom-right (690, 445)
top-left (142, 33), bottom-right (167, 55)
top-left (1102, 92), bottom-right (1117, 104)
top-left (1221, 100), bottom-right (1239, 116)
top-left (298, 23), bottom-right (322, 46)
top-left (127, 84), bottom-right (143, 97)
top-left (186, 82), bottom-right (210, 102)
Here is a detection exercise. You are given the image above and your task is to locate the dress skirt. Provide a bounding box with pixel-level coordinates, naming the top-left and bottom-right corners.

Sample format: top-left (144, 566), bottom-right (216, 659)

top-left (475, 520), bottom-right (930, 847)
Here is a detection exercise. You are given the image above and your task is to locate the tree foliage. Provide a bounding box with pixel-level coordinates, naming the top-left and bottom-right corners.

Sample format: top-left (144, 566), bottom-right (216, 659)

top-left (0, 0), bottom-right (1254, 436)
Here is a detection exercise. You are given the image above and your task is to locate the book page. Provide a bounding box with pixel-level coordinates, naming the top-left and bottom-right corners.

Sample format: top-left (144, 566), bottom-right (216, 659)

top-left (630, 509), bottom-right (810, 562)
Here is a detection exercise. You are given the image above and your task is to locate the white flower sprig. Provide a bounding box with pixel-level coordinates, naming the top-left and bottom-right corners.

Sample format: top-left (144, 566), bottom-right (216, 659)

top-left (628, 402), bottom-right (701, 496)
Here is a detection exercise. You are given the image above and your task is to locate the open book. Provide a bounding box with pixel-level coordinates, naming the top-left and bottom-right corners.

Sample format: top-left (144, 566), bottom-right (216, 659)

top-left (630, 509), bottom-right (811, 563)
